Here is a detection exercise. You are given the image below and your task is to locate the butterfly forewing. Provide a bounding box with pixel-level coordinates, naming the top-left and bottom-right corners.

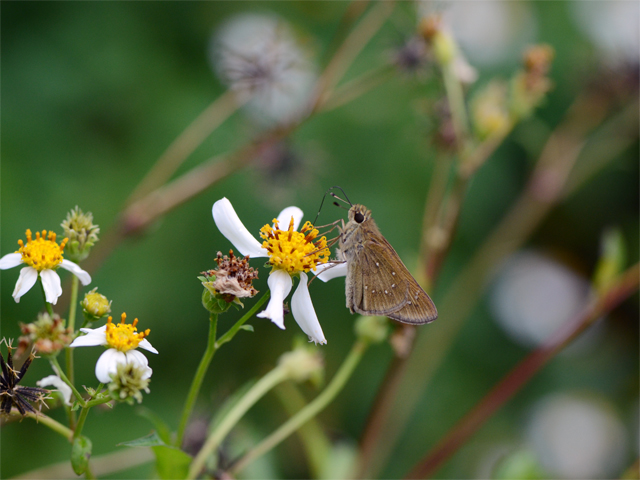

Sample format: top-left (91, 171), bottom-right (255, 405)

top-left (341, 209), bottom-right (438, 325)
top-left (347, 235), bottom-right (410, 316)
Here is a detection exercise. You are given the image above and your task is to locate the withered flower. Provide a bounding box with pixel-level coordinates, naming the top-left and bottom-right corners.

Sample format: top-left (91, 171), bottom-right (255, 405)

top-left (0, 341), bottom-right (49, 416)
top-left (202, 250), bottom-right (259, 303)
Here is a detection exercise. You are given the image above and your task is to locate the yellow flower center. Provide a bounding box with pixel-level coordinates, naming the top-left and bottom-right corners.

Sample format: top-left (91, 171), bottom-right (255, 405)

top-left (260, 217), bottom-right (329, 274)
top-left (17, 229), bottom-right (68, 271)
top-left (105, 313), bottom-right (150, 352)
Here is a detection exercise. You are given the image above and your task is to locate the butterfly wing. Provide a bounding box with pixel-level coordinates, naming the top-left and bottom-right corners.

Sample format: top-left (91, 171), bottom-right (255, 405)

top-left (346, 231), bottom-right (437, 325)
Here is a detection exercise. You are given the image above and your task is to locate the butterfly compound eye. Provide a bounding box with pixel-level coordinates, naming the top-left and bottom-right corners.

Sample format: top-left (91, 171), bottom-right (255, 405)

top-left (354, 212), bottom-right (365, 223)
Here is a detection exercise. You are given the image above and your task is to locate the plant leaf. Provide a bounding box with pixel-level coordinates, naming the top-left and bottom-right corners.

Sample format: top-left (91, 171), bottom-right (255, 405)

top-left (71, 436), bottom-right (92, 475)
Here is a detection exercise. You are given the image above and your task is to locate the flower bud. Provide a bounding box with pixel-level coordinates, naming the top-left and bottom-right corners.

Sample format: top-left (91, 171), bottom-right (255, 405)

top-left (108, 362), bottom-right (151, 404)
top-left (593, 228), bottom-right (626, 295)
top-left (19, 312), bottom-right (72, 356)
top-left (81, 288), bottom-right (112, 322)
top-left (509, 44), bottom-right (555, 120)
top-left (354, 316), bottom-right (389, 345)
top-left (60, 206), bottom-right (100, 262)
top-left (470, 81), bottom-right (510, 140)
top-left (278, 341), bottom-right (324, 384)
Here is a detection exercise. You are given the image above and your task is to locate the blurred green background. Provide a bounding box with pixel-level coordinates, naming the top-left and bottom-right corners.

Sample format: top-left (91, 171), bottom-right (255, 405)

top-left (1, 2), bottom-right (638, 479)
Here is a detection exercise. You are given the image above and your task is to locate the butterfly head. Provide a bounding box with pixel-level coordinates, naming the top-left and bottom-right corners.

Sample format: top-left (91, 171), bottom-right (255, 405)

top-left (348, 204), bottom-right (371, 224)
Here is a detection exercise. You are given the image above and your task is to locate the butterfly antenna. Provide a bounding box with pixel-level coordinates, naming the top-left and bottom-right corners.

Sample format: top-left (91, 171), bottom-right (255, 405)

top-left (313, 186), bottom-right (353, 225)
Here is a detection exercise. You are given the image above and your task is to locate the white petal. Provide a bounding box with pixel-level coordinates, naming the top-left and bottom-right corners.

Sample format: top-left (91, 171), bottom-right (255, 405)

top-left (95, 349), bottom-right (127, 383)
top-left (12, 267), bottom-right (39, 303)
top-left (40, 269), bottom-right (63, 305)
top-left (314, 262), bottom-right (348, 282)
top-left (138, 338), bottom-right (158, 354)
top-left (60, 259), bottom-right (91, 286)
top-left (0, 253), bottom-right (23, 270)
top-left (37, 375), bottom-right (73, 405)
top-left (70, 327), bottom-right (107, 347)
top-left (79, 324), bottom-right (107, 335)
top-left (126, 350), bottom-right (153, 380)
top-left (276, 206), bottom-right (304, 231)
top-left (291, 273), bottom-right (327, 345)
top-left (257, 269), bottom-right (292, 329)
top-left (212, 198), bottom-right (267, 258)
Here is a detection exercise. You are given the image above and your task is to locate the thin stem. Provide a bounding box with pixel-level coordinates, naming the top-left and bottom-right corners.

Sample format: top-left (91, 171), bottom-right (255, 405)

top-left (73, 383), bottom-right (105, 440)
top-left (405, 263), bottom-right (640, 479)
top-left (216, 291), bottom-right (270, 348)
top-left (25, 411), bottom-right (74, 441)
top-left (187, 365), bottom-right (289, 479)
top-left (274, 382), bottom-right (332, 478)
top-left (175, 312), bottom-right (219, 448)
top-left (313, 1), bottom-right (395, 111)
top-left (176, 292), bottom-right (271, 447)
top-left (13, 446), bottom-right (155, 479)
top-left (127, 90), bottom-right (241, 204)
top-left (441, 61), bottom-right (469, 152)
top-left (66, 274), bottom-right (80, 426)
top-left (231, 340), bottom-right (368, 475)
top-left (49, 356), bottom-right (86, 408)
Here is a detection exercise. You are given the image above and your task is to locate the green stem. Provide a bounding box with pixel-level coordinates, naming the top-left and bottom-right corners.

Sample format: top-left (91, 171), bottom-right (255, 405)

top-left (66, 274), bottom-right (80, 426)
top-left (441, 61), bottom-right (469, 152)
top-left (26, 411), bottom-right (74, 441)
top-left (176, 291), bottom-right (270, 448)
top-left (175, 313), bottom-right (218, 447)
top-left (215, 291), bottom-right (270, 348)
top-left (39, 278), bottom-right (54, 316)
top-left (49, 356), bottom-right (86, 408)
top-left (231, 340), bottom-right (368, 475)
top-left (187, 365), bottom-right (289, 479)
top-left (74, 383), bottom-right (105, 439)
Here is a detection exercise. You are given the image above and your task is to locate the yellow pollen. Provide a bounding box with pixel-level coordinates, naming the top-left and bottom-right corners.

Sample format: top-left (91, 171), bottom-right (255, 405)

top-left (259, 218), bottom-right (329, 274)
top-left (105, 313), bottom-right (150, 352)
top-left (16, 229), bottom-right (68, 272)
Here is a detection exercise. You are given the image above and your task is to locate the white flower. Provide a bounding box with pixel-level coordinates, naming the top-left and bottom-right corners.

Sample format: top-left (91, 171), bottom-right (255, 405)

top-left (527, 393), bottom-right (628, 479)
top-left (210, 13), bottom-right (317, 126)
top-left (0, 229), bottom-right (91, 305)
top-left (418, 0), bottom-right (537, 67)
top-left (37, 375), bottom-right (73, 406)
top-left (69, 314), bottom-right (157, 383)
top-left (212, 198), bottom-right (330, 344)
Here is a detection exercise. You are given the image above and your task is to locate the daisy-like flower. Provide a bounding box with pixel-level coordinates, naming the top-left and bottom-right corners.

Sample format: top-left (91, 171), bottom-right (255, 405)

top-left (69, 313), bottom-right (157, 383)
top-left (212, 198), bottom-right (330, 344)
top-left (0, 229), bottom-right (91, 305)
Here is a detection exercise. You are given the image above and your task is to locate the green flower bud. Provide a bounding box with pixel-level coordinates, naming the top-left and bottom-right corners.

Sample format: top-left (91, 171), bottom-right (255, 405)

top-left (470, 81), bottom-right (511, 141)
top-left (108, 362), bottom-right (150, 405)
top-left (279, 341), bottom-right (324, 384)
top-left (354, 316), bottom-right (389, 345)
top-left (81, 288), bottom-right (112, 322)
top-left (593, 228), bottom-right (627, 295)
top-left (60, 206), bottom-right (100, 262)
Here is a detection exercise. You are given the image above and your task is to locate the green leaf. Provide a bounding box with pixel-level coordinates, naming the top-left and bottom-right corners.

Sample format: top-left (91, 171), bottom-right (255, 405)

top-left (71, 436), bottom-right (92, 476)
top-left (136, 407), bottom-right (173, 444)
top-left (152, 445), bottom-right (192, 480)
top-left (239, 324), bottom-right (254, 332)
top-left (118, 431), bottom-right (167, 448)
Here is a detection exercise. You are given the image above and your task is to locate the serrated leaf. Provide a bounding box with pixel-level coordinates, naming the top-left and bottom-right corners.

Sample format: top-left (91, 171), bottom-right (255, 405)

top-left (118, 431), bottom-right (167, 448)
top-left (152, 445), bottom-right (192, 480)
top-left (71, 436), bottom-right (92, 475)
top-left (239, 324), bottom-right (254, 332)
top-left (136, 407), bottom-right (173, 444)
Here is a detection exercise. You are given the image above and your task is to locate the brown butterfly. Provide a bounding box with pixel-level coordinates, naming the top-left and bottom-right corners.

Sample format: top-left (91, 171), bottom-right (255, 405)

top-left (338, 203), bottom-right (438, 325)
